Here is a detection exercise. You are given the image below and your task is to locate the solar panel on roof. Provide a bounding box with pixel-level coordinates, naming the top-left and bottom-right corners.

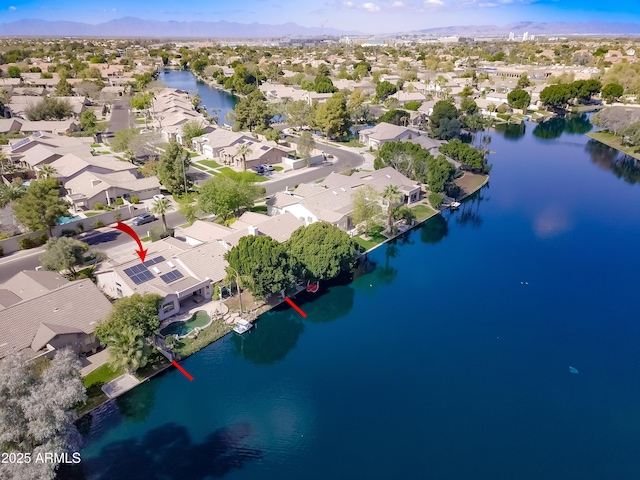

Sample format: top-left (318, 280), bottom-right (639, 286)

top-left (160, 270), bottom-right (184, 284)
top-left (261, 146), bottom-right (269, 151)
top-left (144, 256), bottom-right (165, 267)
top-left (123, 263), bottom-right (154, 285)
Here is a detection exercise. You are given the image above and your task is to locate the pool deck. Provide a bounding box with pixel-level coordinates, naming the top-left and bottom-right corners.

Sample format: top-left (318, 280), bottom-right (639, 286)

top-left (159, 299), bottom-right (229, 331)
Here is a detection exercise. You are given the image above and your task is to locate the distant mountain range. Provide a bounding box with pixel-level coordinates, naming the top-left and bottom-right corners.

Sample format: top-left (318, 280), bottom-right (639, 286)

top-left (412, 21), bottom-right (640, 36)
top-left (0, 17), bottom-right (355, 38)
top-left (1, 18), bottom-right (639, 38)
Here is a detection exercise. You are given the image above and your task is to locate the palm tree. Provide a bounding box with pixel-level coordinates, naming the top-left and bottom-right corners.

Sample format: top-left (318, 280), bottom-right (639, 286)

top-left (107, 325), bottom-right (149, 374)
top-left (0, 182), bottom-right (26, 208)
top-left (235, 143), bottom-right (253, 171)
top-left (382, 185), bottom-right (403, 235)
top-left (37, 165), bottom-right (57, 180)
top-left (151, 197), bottom-right (172, 233)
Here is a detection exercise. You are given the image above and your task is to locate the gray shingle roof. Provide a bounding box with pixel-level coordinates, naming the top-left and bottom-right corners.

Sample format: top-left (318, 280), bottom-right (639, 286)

top-left (0, 278), bottom-right (112, 359)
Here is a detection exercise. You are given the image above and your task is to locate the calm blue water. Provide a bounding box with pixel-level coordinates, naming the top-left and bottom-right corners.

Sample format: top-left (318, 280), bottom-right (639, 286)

top-left (74, 115), bottom-right (640, 480)
top-left (159, 70), bottom-right (238, 125)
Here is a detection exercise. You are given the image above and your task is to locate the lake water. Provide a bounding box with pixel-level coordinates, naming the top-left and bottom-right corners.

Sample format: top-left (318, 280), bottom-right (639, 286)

top-left (74, 115), bottom-right (640, 480)
top-left (159, 69), bottom-right (238, 125)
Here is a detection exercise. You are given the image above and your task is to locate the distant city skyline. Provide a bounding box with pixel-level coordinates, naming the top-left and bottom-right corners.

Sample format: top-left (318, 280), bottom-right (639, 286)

top-left (3, 0), bottom-right (640, 34)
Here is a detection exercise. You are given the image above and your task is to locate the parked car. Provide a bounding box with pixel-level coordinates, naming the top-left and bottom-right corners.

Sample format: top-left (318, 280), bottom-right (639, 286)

top-left (132, 213), bottom-right (157, 226)
top-left (251, 165), bottom-right (265, 174)
top-left (153, 194), bottom-right (166, 201)
top-left (261, 164), bottom-right (274, 172)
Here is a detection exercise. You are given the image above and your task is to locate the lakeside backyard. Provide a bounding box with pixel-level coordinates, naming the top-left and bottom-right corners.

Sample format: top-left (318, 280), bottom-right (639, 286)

top-left (587, 131), bottom-right (640, 161)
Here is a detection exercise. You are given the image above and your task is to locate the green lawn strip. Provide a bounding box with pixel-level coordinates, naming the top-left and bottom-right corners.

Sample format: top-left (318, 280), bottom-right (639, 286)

top-left (218, 167), bottom-right (268, 182)
top-left (188, 151), bottom-right (199, 158)
top-left (273, 166), bottom-right (284, 171)
top-left (83, 211), bottom-right (100, 217)
top-left (249, 205), bottom-right (268, 214)
top-left (411, 204), bottom-right (437, 222)
top-left (75, 363), bottom-right (123, 416)
top-left (587, 131), bottom-right (640, 161)
top-left (354, 233), bottom-right (388, 251)
top-left (83, 363), bottom-right (124, 387)
top-left (172, 320), bottom-right (234, 358)
top-left (140, 236), bottom-right (151, 242)
top-left (198, 160), bottom-right (222, 169)
top-left (90, 143), bottom-right (101, 148)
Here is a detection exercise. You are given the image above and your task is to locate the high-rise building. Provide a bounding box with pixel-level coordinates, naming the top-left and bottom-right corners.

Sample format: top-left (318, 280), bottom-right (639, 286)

top-left (523, 31), bottom-right (529, 41)
top-left (508, 32), bottom-right (515, 41)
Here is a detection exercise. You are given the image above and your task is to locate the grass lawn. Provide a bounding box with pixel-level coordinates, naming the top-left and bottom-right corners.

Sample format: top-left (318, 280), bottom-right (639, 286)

top-left (354, 232), bottom-right (388, 251)
top-left (188, 151), bottom-right (199, 158)
top-left (340, 139), bottom-right (365, 147)
top-left (249, 205), bottom-right (268, 214)
top-left (141, 236), bottom-right (151, 242)
top-left (273, 166), bottom-right (284, 171)
top-left (83, 362), bottom-right (123, 387)
top-left (587, 131), bottom-right (640, 161)
top-left (218, 167), bottom-right (268, 182)
top-left (172, 320), bottom-right (233, 358)
top-left (411, 204), bottom-right (437, 222)
top-left (90, 143), bottom-right (101, 148)
top-left (198, 160), bottom-right (221, 169)
top-left (83, 211), bottom-right (100, 217)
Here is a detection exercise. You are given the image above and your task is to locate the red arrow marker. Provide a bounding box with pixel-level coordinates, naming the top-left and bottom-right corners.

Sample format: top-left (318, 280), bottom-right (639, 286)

top-left (171, 360), bottom-right (193, 381)
top-left (112, 221), bottom-right (148, 263)
top-left (285, 297), bottom-right (307, 318)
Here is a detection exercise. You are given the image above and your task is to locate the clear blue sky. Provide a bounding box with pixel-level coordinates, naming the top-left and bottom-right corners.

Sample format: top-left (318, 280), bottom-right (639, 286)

top-left (2, 0), bottom-right (640, 33)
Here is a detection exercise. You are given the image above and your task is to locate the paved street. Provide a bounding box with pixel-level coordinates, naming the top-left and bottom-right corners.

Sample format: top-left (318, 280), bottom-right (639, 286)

top-left (0, 211), bottom-right (186, 283)
top-left (107, 96), bottom-right (133, 133)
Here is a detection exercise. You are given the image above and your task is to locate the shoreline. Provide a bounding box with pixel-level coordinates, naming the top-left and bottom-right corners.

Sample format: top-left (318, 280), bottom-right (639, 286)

top-left (77, 173), bottom-right (489, 418)
top-left (586, 131), bottom-right (640, 161)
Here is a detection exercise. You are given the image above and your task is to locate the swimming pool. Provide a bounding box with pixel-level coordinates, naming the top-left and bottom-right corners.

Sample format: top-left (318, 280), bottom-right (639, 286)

top-left (160, 310), bottom-right (211, 337)
top-left (57, 215), bottom-right (81, 225)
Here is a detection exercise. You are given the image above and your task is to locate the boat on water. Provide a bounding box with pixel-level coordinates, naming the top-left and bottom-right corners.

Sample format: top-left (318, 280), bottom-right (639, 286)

top-left (306, 281), bottom-right (319, 293)
top-left (233, 319), bottom-right (253, 335)
top-left (450, 202), bottom-right (461, 210)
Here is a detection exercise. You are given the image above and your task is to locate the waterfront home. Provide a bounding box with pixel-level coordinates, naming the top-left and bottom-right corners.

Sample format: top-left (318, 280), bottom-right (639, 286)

top-left (95, 238), bottom-right (215, 320)
top-left (219, 139), bottom-right (294, 169)
top-left (259, 82), bottom-right (307, 103)
top-left (359, 122), bottom-right (421, 149)
top-left (266, 167), bottom-right (421, 231)
top-left (0, 271), bottom-right (112, 360)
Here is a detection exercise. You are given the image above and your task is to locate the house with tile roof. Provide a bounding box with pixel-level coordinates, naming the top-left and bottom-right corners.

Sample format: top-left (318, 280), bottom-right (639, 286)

top-left (359, 122), bottom-right (421, 150)
top-left (0, 272), bottom-right (112, 360)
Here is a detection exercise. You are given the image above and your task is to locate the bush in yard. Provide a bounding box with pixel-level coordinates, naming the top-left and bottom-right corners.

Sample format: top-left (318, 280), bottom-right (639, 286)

top-left (0, 245), bottom-right (3, 257)
top-left (429, 192), bottom-right (445, 209)
top-left (93, 201), bottom-right (105, 210)
top-left (93, 219), bottom-right (105, 228)
top-left (131, 196), bottom-right (140, 204)
top-left (116, 198), bottom-right (124, 206)
top-left (18, 237), bottom-right (34, 250)
top-left (114, 212), bottom-right (121, 222)
top-left (61, 229), bottom-right (77, 237)
top-left (149, 226), bottom-right (174, 242)
top-left (77, 222), bottom-right (84, 232)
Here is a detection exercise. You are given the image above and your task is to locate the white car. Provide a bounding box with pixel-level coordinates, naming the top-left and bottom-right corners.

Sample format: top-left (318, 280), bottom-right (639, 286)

top-left (153, 194), bottom-right (166, 201)
top-left (261, 164), bottom-right (275, 172)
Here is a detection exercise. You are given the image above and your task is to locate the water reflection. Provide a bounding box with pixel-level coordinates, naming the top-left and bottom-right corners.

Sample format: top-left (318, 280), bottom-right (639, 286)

top-left (494, 122), bottom-right (526, 141)
top-left (68, 423), bottom-right (262, 480)
top-left (456, 186), bottom-right (489, 228)
top-left (533, 114), bottom-right (592, 140)
top-left (420, 214), bottom-right (449, 244)
top-left (232, 312), bottom-right (305, 365)
top-left (115, 379), bottom-right (158, 423)
top-left (586, 139), bottom-right (640, 185)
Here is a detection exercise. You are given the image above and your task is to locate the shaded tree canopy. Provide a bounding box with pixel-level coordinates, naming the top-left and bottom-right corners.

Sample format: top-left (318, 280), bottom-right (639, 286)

top-left (197, 174), bottom-right (261, 221)
top-left (12, 178), bottom-right (70, 236)
top-left (157, 141), bottom-right (192, 195)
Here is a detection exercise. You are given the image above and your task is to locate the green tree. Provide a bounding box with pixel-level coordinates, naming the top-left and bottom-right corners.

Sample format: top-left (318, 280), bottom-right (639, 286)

top-left (540, 84), bottom-right (572, 110)
top-left (374, 141), bottom-right (431, 183)
top-left (286, 100), bottom-right (313, 130)
top-left (404, 101), bottom-right (422, 111)
top-left (313, 75), bottom-right (338, 93)
top-left (460, 97), bottom-right (478, 115)
top-left (287, 222), bottom-right (357, 280)
top-left (24, 97), bottom-right (73, 121)
top-left (507, 89), bottom-right (531, 111)
top-left (105, 325), bottom-right (150, 374)
top-left (197, 174), bottom-right (261, 221)
top-left (39, 237), bottom-right (89, 278)
top-left (110, 128), bottom-right (139, 153)
top-left (376, 81), bottom-right (397, 100)
top-left (151, 197), bottom-right (173, 233)
top-left (157, 141), bottom-right (192, 195)
top-left (516, 72), bottom-right (531, 89)
top-left (234, 89), bottom-right (271, 132)
top-left (378, 109), bottom-right (410, 126)
top-left (225, 235), bottom-right (296, 299)
top-left (314, 92), bottom-right (350, 138)
top-left (426, 155), bottom-right (456, 193)
top-left (7, 66), bottom-right (21, 78)
top-left (602, 83), bottom-right (624, 104)
top-left (55, 77), bottom-right (73, 96)
top-left (235, 143), bottom-right (253, 171)
top-left (0, 180), bottom-right (26, 208)
top-left (95, 293), bottom-right (163, 340)
top-left (297, 131), bottom-right (316, 160)
top-left (130, 92), bottom-right (152, 110)
top-left (181, 120), bottom-right (206, 145)
top-left (176, 193), bottom-right (199, 225)
top-left (351, 185), bottom-right (383, 233)
top-left (79, 110), bottom-right (97, 131)
top-left (382, 184), bottom-right (403, 233)
top-left (430, 100), bottom-right (459, 139)
top-left (12, 178), bottom-right (70, 236)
